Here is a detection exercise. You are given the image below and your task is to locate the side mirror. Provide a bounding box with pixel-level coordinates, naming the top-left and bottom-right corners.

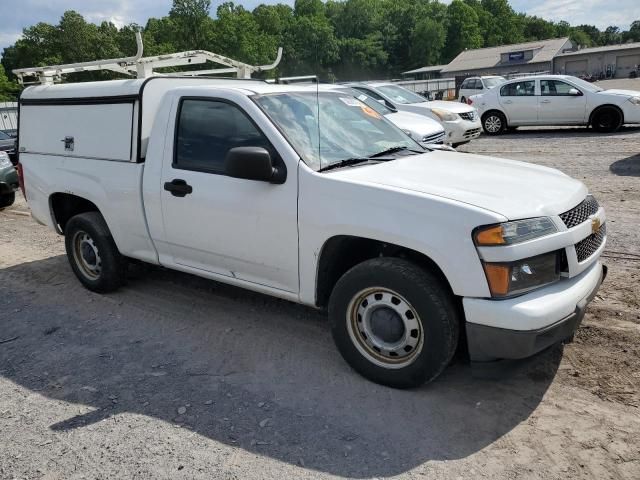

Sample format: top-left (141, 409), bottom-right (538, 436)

top-left (225, 147), bottom-right (286, 184)
top-left (568, 88), bottom-right (582, 96)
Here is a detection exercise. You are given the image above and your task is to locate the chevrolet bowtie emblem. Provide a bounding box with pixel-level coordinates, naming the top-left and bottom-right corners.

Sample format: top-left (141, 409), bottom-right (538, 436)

top-left (591, 217), bottom-right (601, 234)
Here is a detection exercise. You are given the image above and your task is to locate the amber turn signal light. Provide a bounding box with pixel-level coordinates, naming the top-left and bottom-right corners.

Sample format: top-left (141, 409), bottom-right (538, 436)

top-left (474, 225), bottom-right (505, 246)
top-left (482, 263), bottom-right (510, 296)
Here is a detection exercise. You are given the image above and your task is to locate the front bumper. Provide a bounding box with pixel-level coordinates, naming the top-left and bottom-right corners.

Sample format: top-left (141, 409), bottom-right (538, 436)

top-left (444, 118), bottom-right (482, 144)
top-left (464, 262), bottom-right (606, 361)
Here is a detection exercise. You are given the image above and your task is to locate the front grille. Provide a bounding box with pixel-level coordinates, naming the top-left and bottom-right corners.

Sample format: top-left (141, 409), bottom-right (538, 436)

top-left (575, 224), bottom-right (606, 262)
top-left (463, 128), bottom-right (481, 138)
top-left (422, 132), bottom-right (445, 144)
top-left (459, 111), bottom-right (477, 121)
top-left (559, 195), bottom-right (599, 229)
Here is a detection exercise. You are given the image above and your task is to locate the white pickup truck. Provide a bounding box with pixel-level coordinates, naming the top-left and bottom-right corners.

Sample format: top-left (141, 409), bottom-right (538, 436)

top-left (18, 77), bottom-right (607, 388)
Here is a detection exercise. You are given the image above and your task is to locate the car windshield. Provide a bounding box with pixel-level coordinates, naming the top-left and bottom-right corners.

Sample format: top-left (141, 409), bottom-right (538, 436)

top-left (348, 91), bottom-right (394, 115)
top-left (566, 76), bottom-right (603, 92)
top-left (374, 85), bottom-right (427, 105)
top-left (254, 92), bottom-right (421, 171)
top-left (0, 131), bottom-right (10, 140)
top-left (483, 77), bottom-right (506, 88)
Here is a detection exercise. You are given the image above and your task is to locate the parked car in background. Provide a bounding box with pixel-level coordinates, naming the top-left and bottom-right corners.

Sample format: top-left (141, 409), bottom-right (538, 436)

top-left (325, 86), bottom-right (446, 146)
top-left (471, 75), bottom-right (640, 134)
top-left (0, 130), bottom-right (17, 165)
top-left (458, 76), bottom-right (506, 104)
top-left (347, 82), bottom-right (482, 147)
top-left (0, 151), bottom-right (18, 208)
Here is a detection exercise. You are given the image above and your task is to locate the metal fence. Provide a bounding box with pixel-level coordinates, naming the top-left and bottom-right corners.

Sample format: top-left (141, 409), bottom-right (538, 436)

top-left (394, 78), bottom-right (457, 100)
top-left (0, 102), bottom-right (18, 134)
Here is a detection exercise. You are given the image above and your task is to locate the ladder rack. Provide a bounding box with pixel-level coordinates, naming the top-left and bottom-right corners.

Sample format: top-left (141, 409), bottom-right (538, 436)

top-left (13, 32), bottom-right (283, 85)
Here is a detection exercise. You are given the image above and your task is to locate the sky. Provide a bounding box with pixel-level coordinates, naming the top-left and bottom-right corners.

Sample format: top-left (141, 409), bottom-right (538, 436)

top-left (1, 0), bottom-right (639, 54)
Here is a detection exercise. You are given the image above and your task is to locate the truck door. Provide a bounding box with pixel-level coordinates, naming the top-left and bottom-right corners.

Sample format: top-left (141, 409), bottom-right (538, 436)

top-left (158, 95), bottom-right (299, 294)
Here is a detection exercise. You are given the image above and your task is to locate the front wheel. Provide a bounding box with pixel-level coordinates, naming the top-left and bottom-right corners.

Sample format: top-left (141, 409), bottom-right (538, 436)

top-left (591, 107), bottom-right (622, 133)
top-left (482, 112), bottom-right (507, 135)
top-left (64, 212), bottom-right (126, 293)
top-left (0, 192), bottom-right (15, 208)
top-left (328, 258), bottom-right (459, 388)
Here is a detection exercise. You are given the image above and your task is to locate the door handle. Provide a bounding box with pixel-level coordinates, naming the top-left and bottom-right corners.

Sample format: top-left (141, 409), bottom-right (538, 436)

top-left (541, 99), bottom-right (551, 103)
top-left (503, 100), bottom-right (513, 104)
top-left (164, 179), bottom-right (193, 197)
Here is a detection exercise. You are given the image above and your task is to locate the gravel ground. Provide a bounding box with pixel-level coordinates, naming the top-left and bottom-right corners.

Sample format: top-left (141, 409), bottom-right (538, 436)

top-left (1, 102), bottom-right (640, 478)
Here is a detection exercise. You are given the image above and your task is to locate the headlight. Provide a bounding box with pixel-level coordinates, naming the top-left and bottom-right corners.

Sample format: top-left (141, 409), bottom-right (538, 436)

top-left (629, 96), bottom-right (640, 105)
top-left (430, 108), bottom-right (458, 122)
top-left (482, 251), bottom-right (562, 297)
top-left (474, 217), bottom-right (557, 246)
top-left (0, 151), bottom-right (12, 168)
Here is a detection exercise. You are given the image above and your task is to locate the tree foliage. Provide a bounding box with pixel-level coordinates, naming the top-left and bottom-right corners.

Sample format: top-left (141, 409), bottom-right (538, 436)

top-left (0, 0), bottom-right (638, 98)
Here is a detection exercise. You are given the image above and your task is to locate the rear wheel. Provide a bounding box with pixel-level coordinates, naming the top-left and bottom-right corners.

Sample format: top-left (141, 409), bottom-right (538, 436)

top-left (328, 258), bottom-right (459, 388)
top-left (0, 192), bottom-right (15, 208)
top-left (460, 97), bottom-right (467, 103)
top-left (482, 111), bottom-right (507, 135)
top-left (64, 212), bottom-right (126, 293)
top-left (591, 107), bottom-right (623, 133)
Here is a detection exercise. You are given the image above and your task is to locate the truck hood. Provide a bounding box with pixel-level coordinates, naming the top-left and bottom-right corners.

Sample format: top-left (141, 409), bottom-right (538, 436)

top-left (385, 111), bottom-right (444, 137)
top-left (328, 151), bottom-right (586, 220)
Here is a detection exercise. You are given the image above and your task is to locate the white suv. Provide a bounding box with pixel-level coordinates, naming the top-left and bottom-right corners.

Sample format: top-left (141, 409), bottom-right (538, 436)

top-left (348, 82), bottom-right (482, 147)
top-left (458, 76), bottom-right (506, 104)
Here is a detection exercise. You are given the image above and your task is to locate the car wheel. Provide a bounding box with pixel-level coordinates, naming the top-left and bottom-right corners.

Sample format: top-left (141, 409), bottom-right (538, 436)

top-left (592, 107), bottom-right (623, 133)
top-left (0, 192), bottom-right (15, 208)
top-left (64, 212), bottom-right (127, 293)
top-left (482, 112), bottom-right (507, 135)
top-left (460, 97), bottom-right (466, 103)
top-left (328, 258), bottom-right (459, 388)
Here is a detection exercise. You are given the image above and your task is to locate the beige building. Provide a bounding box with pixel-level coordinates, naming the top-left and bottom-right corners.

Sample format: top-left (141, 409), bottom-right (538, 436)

top-left (553, 42), bottom-right (640, 78)
top-left (439, 38), bottom-right (573, 78)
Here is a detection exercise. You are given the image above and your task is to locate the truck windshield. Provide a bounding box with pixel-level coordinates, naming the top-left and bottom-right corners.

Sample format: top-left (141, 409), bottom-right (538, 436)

top-left (254, 92), bottom-right (421, 171)
top-left (375, 85), bottom-right (427, 105)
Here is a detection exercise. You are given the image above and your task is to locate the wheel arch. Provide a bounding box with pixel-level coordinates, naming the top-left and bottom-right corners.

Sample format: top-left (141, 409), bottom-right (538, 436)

top-left (588, 104), bottom-right (624, 126)
top-left (49, 192), bottom-right (100, 234)
top-left (315, 235), bottom-right (455, 310)
top-left (482, 109), bottom-right (508, 125)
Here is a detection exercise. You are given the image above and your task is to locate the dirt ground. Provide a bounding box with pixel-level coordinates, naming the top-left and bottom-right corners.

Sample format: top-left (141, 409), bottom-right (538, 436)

top-left (1, 104), bottom-right (640, 478)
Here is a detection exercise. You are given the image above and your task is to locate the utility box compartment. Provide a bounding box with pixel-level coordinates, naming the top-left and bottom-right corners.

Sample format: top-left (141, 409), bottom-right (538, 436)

top-left (20, 101), bottom-right (136, 162)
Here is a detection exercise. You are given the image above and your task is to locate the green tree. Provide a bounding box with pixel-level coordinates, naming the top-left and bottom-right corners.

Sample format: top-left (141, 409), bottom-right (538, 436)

top-left (0, 65), bottom-right (19, 101)
top-left (169, 0), bottom-right (212, 49)
top-left (445, 0), bottom-right (483, 61)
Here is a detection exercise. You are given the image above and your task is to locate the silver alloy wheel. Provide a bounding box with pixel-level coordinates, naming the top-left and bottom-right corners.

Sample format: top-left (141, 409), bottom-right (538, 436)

top-left (484, 115), bottom-right (502, 133)
top-left (72, 230), bottom-right (102, 280)
top-left (346, 287), bottom-right (424, 369)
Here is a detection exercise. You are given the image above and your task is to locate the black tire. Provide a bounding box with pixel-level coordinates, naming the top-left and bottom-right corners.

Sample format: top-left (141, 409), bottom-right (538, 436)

top-left (0, 192), bottom-right (15, 208)
top-left (460, 97), bottom-right (466, 103)
top-left (64, 212), bottom-right (126, 293)
top-left (482, 111), bottom-right (507, 135)
top-left (591, 107), bottom-right (623, 133)
top-left (328, 258), bottom-right (459, 388)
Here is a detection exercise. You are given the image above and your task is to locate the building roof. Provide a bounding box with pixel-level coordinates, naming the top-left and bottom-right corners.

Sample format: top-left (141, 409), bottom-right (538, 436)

top-left (555, 41), bottom-right (640, 57)
top-left (441, 37), bottom-right (570, 73)
top-left (402, 65), bottom-right (446, 75)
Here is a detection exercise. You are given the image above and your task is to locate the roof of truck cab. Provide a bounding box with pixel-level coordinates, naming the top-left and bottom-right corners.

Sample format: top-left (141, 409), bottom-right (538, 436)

top-left (20, 77), bottom-right (270, 100)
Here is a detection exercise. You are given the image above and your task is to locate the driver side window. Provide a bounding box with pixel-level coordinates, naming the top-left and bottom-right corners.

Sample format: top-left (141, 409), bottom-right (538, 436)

top-left (540, 80), bottom-right (577, 96)
top-left (174, 99), bottom-right (274, 174)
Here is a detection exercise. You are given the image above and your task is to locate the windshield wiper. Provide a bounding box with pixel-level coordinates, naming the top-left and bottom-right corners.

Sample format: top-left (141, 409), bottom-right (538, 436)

top-left (318, 158), bottom-right (372, 172)
top-left (369, 146), bottom-right (422, 158)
